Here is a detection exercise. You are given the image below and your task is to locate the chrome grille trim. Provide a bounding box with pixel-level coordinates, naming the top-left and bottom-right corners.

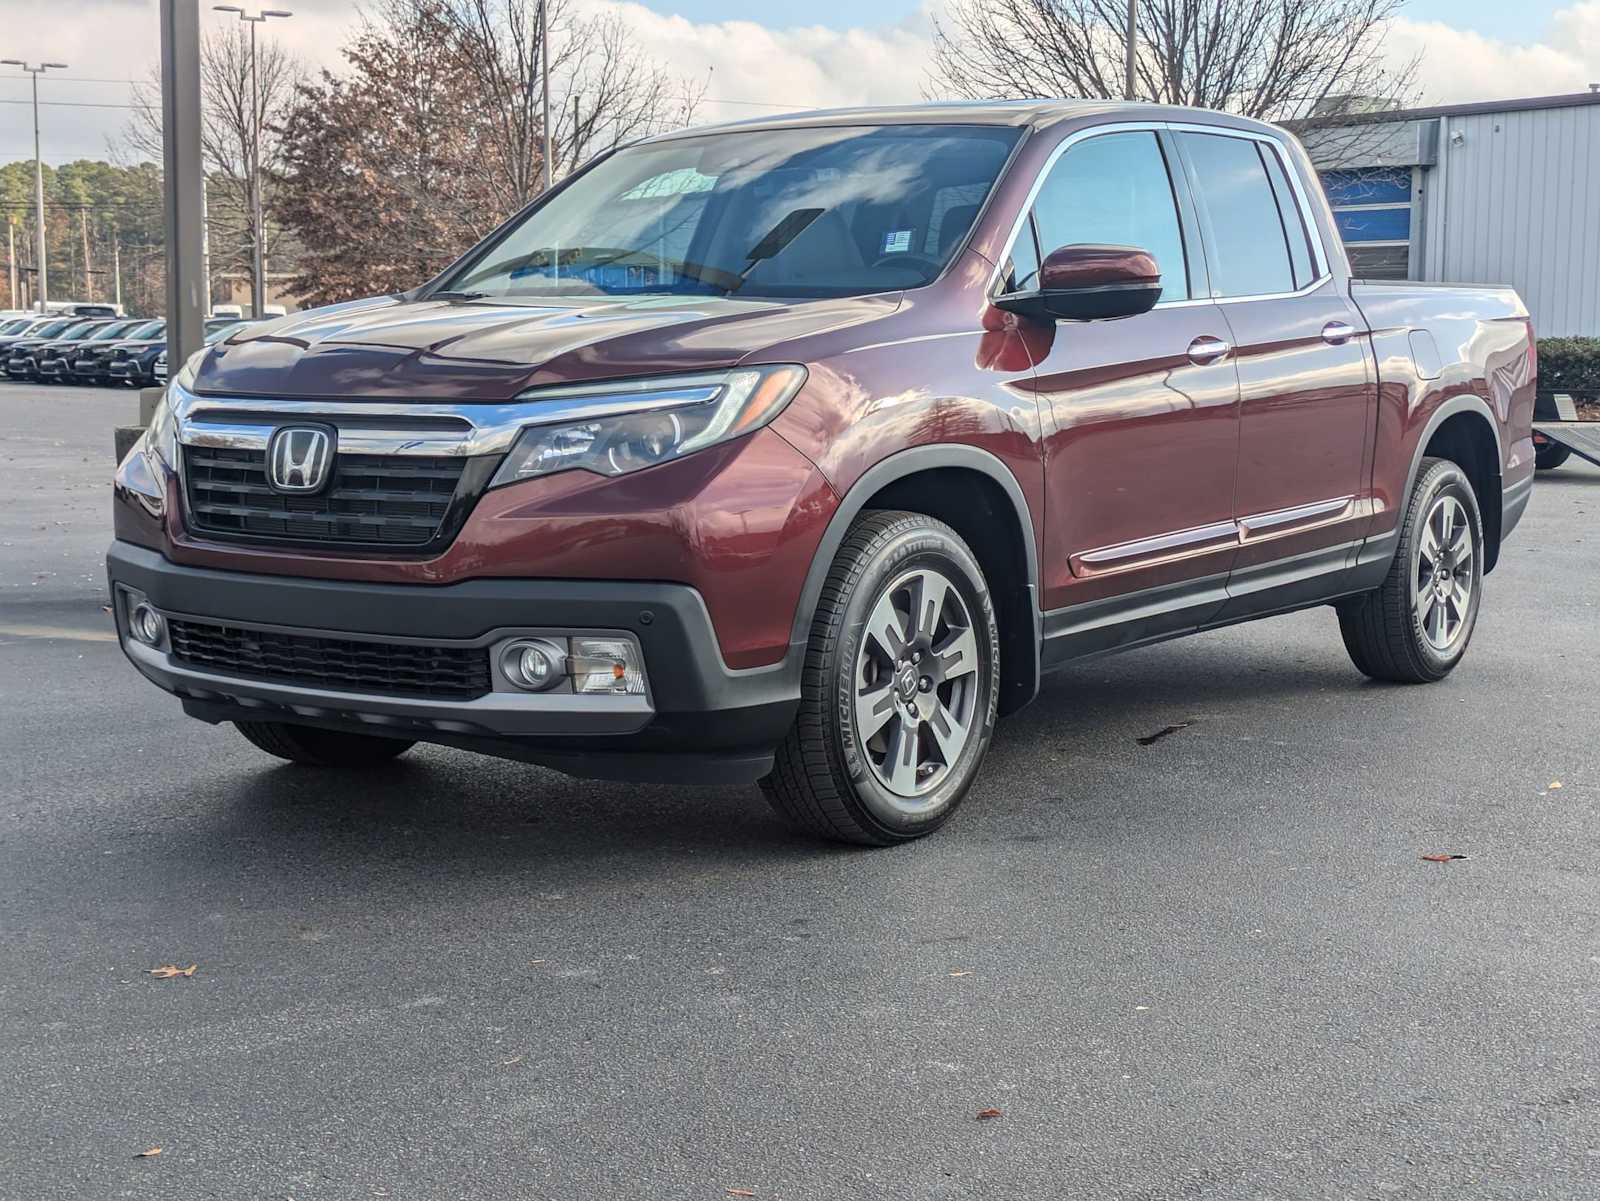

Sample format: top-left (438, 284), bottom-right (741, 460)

top-left (171, 376), bottom-right (734, 458)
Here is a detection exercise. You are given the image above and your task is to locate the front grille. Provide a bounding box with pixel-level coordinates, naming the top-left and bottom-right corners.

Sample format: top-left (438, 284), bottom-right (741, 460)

top-left (168, 618), bottom-right (492, 699)
top-left (183, 446), bottom-right (469, 547)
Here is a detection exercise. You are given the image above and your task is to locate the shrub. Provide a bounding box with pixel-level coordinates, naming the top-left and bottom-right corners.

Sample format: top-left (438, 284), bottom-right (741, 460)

top-left (1537, 337), bottom-right (1600, 396)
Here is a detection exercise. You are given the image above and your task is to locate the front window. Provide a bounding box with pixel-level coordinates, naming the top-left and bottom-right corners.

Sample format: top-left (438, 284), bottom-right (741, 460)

top-left (441, 123), bottom-right (1021, 301)
top-left (89, 321), bottom-right (139, 341)
top-left (124, 321), bottom-right (164, 340)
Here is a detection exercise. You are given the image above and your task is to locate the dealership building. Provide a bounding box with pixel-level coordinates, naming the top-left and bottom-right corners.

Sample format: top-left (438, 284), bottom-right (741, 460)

top-left (1293, 90), bottom-right (1600, 336)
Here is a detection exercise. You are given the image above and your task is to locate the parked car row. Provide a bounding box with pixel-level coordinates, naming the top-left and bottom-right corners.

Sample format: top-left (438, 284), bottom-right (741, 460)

top-left (0, 315), bottom-right (260, 387)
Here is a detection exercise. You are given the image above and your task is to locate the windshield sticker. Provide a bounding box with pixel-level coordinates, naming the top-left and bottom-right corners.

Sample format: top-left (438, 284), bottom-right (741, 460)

top-left (881, 229), bottom-right (913, 255)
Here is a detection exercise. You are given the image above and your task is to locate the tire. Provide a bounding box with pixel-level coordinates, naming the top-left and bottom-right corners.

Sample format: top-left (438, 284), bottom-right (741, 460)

top-left (1535, 441), bottom-right (1571, 471)
top-left (762, 510), bottom-right (1001, 845)
top-left (234, 720), bottom-right (415, 767)
top-left (1337, 456), bottom-right (1484, 683)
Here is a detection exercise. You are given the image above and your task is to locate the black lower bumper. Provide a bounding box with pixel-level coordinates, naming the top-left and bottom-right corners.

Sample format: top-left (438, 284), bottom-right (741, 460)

top-left (107, 540), bottom-right (801, 784)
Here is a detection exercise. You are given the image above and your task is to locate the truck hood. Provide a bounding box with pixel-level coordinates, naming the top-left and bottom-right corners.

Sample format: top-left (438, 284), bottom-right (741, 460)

top-left (193, 292), bottom-right (901, 401)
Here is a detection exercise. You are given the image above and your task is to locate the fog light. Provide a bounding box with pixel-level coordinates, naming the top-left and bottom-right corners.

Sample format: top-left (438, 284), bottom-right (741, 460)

top-left (129, 602), bottom-right (166, 648)
top-left (571, 637), bottom-right (647, 695)
top-left (500, 639), bottom-right (565, 692)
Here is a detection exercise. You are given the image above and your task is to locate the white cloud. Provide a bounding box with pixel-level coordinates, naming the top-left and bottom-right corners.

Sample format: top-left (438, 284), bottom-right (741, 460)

top-left (6, 0), bottom-right (1600, 166)
top-left (1385, 3), bottom-right (1600, 105)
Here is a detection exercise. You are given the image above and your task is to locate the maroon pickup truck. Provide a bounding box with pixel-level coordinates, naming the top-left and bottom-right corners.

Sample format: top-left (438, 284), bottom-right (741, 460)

top-left (109, 102), bottom-right (1536, 844)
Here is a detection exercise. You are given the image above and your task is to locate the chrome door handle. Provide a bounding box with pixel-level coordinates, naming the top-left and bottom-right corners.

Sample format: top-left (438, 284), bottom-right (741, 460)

top-left (1322, 321), bottom-right (1358, 345)
top-left (1187, 335), bottom-right (1231, 365)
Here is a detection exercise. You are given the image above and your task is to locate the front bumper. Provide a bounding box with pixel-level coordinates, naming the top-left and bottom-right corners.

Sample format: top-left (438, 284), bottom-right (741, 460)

top-left (108, 540), bottom-right (801, 784)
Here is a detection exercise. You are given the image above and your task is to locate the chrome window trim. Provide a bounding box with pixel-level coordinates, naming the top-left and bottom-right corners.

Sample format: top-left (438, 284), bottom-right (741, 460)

top-left (986, 119), bottom-right (1334, 308)
top-left (170, 377), bottom-right (733, 458)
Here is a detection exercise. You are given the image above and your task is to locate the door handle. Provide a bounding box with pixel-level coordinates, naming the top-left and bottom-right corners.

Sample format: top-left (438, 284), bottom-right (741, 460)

top-left (1322, 321), bottom-right (1358, 345)
top-left (1187, 335), bottom-right (1231, 365)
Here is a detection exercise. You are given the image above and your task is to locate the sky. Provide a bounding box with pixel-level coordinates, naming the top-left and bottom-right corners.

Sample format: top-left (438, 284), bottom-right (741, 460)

top-left (2, 0), bottom-right (1598, 165)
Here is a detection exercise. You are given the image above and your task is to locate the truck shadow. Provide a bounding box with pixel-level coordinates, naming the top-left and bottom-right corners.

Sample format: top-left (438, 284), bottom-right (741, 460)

top-left (206, 622), bottom-right (1374, 871)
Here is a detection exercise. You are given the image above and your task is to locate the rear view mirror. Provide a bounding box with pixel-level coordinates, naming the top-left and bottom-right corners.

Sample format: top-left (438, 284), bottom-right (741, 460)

top-left (994, 244), bottom-right (1163, 322)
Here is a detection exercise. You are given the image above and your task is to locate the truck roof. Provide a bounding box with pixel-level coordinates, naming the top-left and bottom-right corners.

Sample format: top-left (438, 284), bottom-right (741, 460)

top-left (644, 99), bottom-right (1282, 143)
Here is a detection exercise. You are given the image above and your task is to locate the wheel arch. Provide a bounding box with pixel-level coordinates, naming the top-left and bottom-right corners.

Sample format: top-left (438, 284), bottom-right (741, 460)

top-left (1409, 397), bottom-right (1503, 572)
top-left (790, 446), bottom-right (1042, 715)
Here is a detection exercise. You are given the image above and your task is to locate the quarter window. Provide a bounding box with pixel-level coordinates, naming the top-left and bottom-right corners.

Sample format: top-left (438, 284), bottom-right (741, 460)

top-left (1030, 131), bottom-right (1189, 303)
top-left (1179, 132), bottom-right (1301, 297)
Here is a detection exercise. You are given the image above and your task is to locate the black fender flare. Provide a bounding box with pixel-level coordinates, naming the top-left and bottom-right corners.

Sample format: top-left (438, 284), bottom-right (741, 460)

top-left (787, 444), bottom-right (1043, 709)
top-left (1398, 394), bottom-right (1504, 570)
top-left (1401, 394), bottom-right (1503, 506)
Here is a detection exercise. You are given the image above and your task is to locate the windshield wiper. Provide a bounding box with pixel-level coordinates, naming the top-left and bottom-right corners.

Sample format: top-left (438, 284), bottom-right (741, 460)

top-left (729, 208), bottom-right (825, 293)
top-left (428, 290), bottom-right (488, 301)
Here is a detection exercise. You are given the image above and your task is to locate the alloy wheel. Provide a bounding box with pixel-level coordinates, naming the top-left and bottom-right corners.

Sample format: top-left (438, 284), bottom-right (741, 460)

top-left (853, 566), bottom-right (981, 805)
top-left (1414, 493), bottom-right (1474, 651)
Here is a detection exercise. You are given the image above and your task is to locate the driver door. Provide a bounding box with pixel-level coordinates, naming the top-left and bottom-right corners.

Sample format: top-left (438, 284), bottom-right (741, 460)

top-left (1021, 128), bottom-right (1242, 659)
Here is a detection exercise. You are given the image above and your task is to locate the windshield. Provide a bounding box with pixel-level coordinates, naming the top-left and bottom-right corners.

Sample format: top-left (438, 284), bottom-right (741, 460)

top-left (441, 123), bottom-right (1021, 301)
top-left (56, 321), bottom-right (97, 340)
top-left (122, 320), bottom-right (164, 340)
top-left (89, 320), bottom-right (139, 341)
top-left (0, 319), bottom-right (30, 335)
top-left (31, 319), bottom-right (72, 338)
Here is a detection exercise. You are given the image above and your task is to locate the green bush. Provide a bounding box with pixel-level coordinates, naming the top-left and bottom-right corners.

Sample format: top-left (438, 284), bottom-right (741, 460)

top-left (1538, 337), bottom-right (1600, 396)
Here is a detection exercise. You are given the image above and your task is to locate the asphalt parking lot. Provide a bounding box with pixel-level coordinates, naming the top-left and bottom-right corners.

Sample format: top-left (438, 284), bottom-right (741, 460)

top-left (1, 380), bottom-right (1596, 1200)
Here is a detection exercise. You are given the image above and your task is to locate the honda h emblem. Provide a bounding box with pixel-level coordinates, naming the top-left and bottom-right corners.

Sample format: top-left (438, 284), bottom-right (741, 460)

top-left (267, 425), bottom-right (335, 494)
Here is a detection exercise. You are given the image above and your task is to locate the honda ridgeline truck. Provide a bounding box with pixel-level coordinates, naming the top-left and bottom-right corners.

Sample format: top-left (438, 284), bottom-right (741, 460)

top-left (109, 102), bottom-right (1536, 844)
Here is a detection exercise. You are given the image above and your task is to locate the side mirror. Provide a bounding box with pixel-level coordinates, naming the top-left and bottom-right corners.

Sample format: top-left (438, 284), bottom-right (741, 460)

top-left (994, 244), bottom-right (1163, 322)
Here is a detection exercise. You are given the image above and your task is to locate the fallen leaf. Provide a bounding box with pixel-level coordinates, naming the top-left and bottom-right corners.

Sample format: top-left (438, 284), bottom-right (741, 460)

top-left (949, 970), bottom-right (971, 977)
top-left (727, 1190), bottom-right (757, 1197)
top-left (147, 964), bottom-right (198, 978)
top-left (1549, 781), bottom-right (1563, 790)
top-left (976, 1108), bottom-right (1003, 1120)
top-left (1137, 721), bottom-right (1194, 746)
top-left (501, 1055), bottom-right (523, 1066)
top-left (134, 1147), bottom-right (162, 1158)
top-left (1421, 853), bottom-right (1468, 863)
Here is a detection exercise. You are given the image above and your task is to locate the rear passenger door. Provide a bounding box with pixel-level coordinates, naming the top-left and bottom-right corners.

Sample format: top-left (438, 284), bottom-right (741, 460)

top-left (1174, 130), bottom-right (1376, 608)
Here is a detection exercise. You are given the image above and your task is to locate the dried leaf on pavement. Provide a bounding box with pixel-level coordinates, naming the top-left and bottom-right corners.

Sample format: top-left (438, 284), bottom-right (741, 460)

top-left (147, 964), bottom-right (198, 978)
top-left (949, 970), bottom-right (971, 977)
top-left (1549, 781), bottom-right (1563, 790)
top-left (1420, 853), bottom-right (1468, 862)
top-left (726, 1190), bottom-right (757, 1197)
top-left (976, 1108), bottom-right (1003, 1120)
top-left (134, 1147), bottom-right (162, 1158)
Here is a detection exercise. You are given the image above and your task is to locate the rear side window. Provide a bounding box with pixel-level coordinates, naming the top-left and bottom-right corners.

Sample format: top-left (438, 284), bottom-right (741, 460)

top-left (1259, 143), bottom-right (1319, 288)
top-left (1180, 132), bottom-right (1299, 298)
top-left (1031, 131), bottom-right (1189, 302)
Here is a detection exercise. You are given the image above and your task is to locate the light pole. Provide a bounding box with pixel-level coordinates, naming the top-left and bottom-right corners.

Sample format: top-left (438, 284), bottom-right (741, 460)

top-left (1, 60), bottom-right (69, 312)
top-left (212, 5), bottom-right (292, 318)
top-left (540, 0), bottom-right (553, 192)
top-left (1124, 0), bottom-right (1137, 101)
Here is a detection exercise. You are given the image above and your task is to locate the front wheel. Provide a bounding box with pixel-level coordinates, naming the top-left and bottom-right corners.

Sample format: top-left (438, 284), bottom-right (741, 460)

top-left (763, 510), bottom-right (1001, 845)
top-left (1337, 457), bottom-right (1483, 683)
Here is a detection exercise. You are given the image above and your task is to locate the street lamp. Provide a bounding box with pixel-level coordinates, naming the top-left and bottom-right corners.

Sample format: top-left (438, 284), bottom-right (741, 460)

top-left (1, 60), bottom-right (69, 312)
top-left (212, 5), bottom-right (292, 318)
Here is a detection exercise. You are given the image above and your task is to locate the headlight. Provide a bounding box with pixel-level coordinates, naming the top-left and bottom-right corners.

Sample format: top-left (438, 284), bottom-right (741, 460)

top-left (144, 386), bottom-right (179, 468)
top-left (489, 365), bottom-right (807, 488)
top-left (171, 347), bottom-right (207, 392)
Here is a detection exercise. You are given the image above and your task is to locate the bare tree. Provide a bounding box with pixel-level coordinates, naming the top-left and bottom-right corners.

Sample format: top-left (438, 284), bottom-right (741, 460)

top-left (439, 0), bottom-right (704, 214)
top-left (124, 25), bottom-right (303, 305)
top-left (929, 0), bottom-right (1415, 123)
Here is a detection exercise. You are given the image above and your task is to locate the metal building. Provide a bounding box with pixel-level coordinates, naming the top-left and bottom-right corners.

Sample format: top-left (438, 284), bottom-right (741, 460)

top-left (1293, 91), bottom-right (1600, 336)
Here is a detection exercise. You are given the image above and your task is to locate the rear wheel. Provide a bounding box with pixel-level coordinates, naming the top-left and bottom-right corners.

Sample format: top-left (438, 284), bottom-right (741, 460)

top-left (1535, 441), bottom-right (1571, 471)
top-left (763, 510), bottom-right (1001, 845)
top-left (1337, 457), bottom-right (1483, 683)
top-left (234, 721), bottom-right (415, 767)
